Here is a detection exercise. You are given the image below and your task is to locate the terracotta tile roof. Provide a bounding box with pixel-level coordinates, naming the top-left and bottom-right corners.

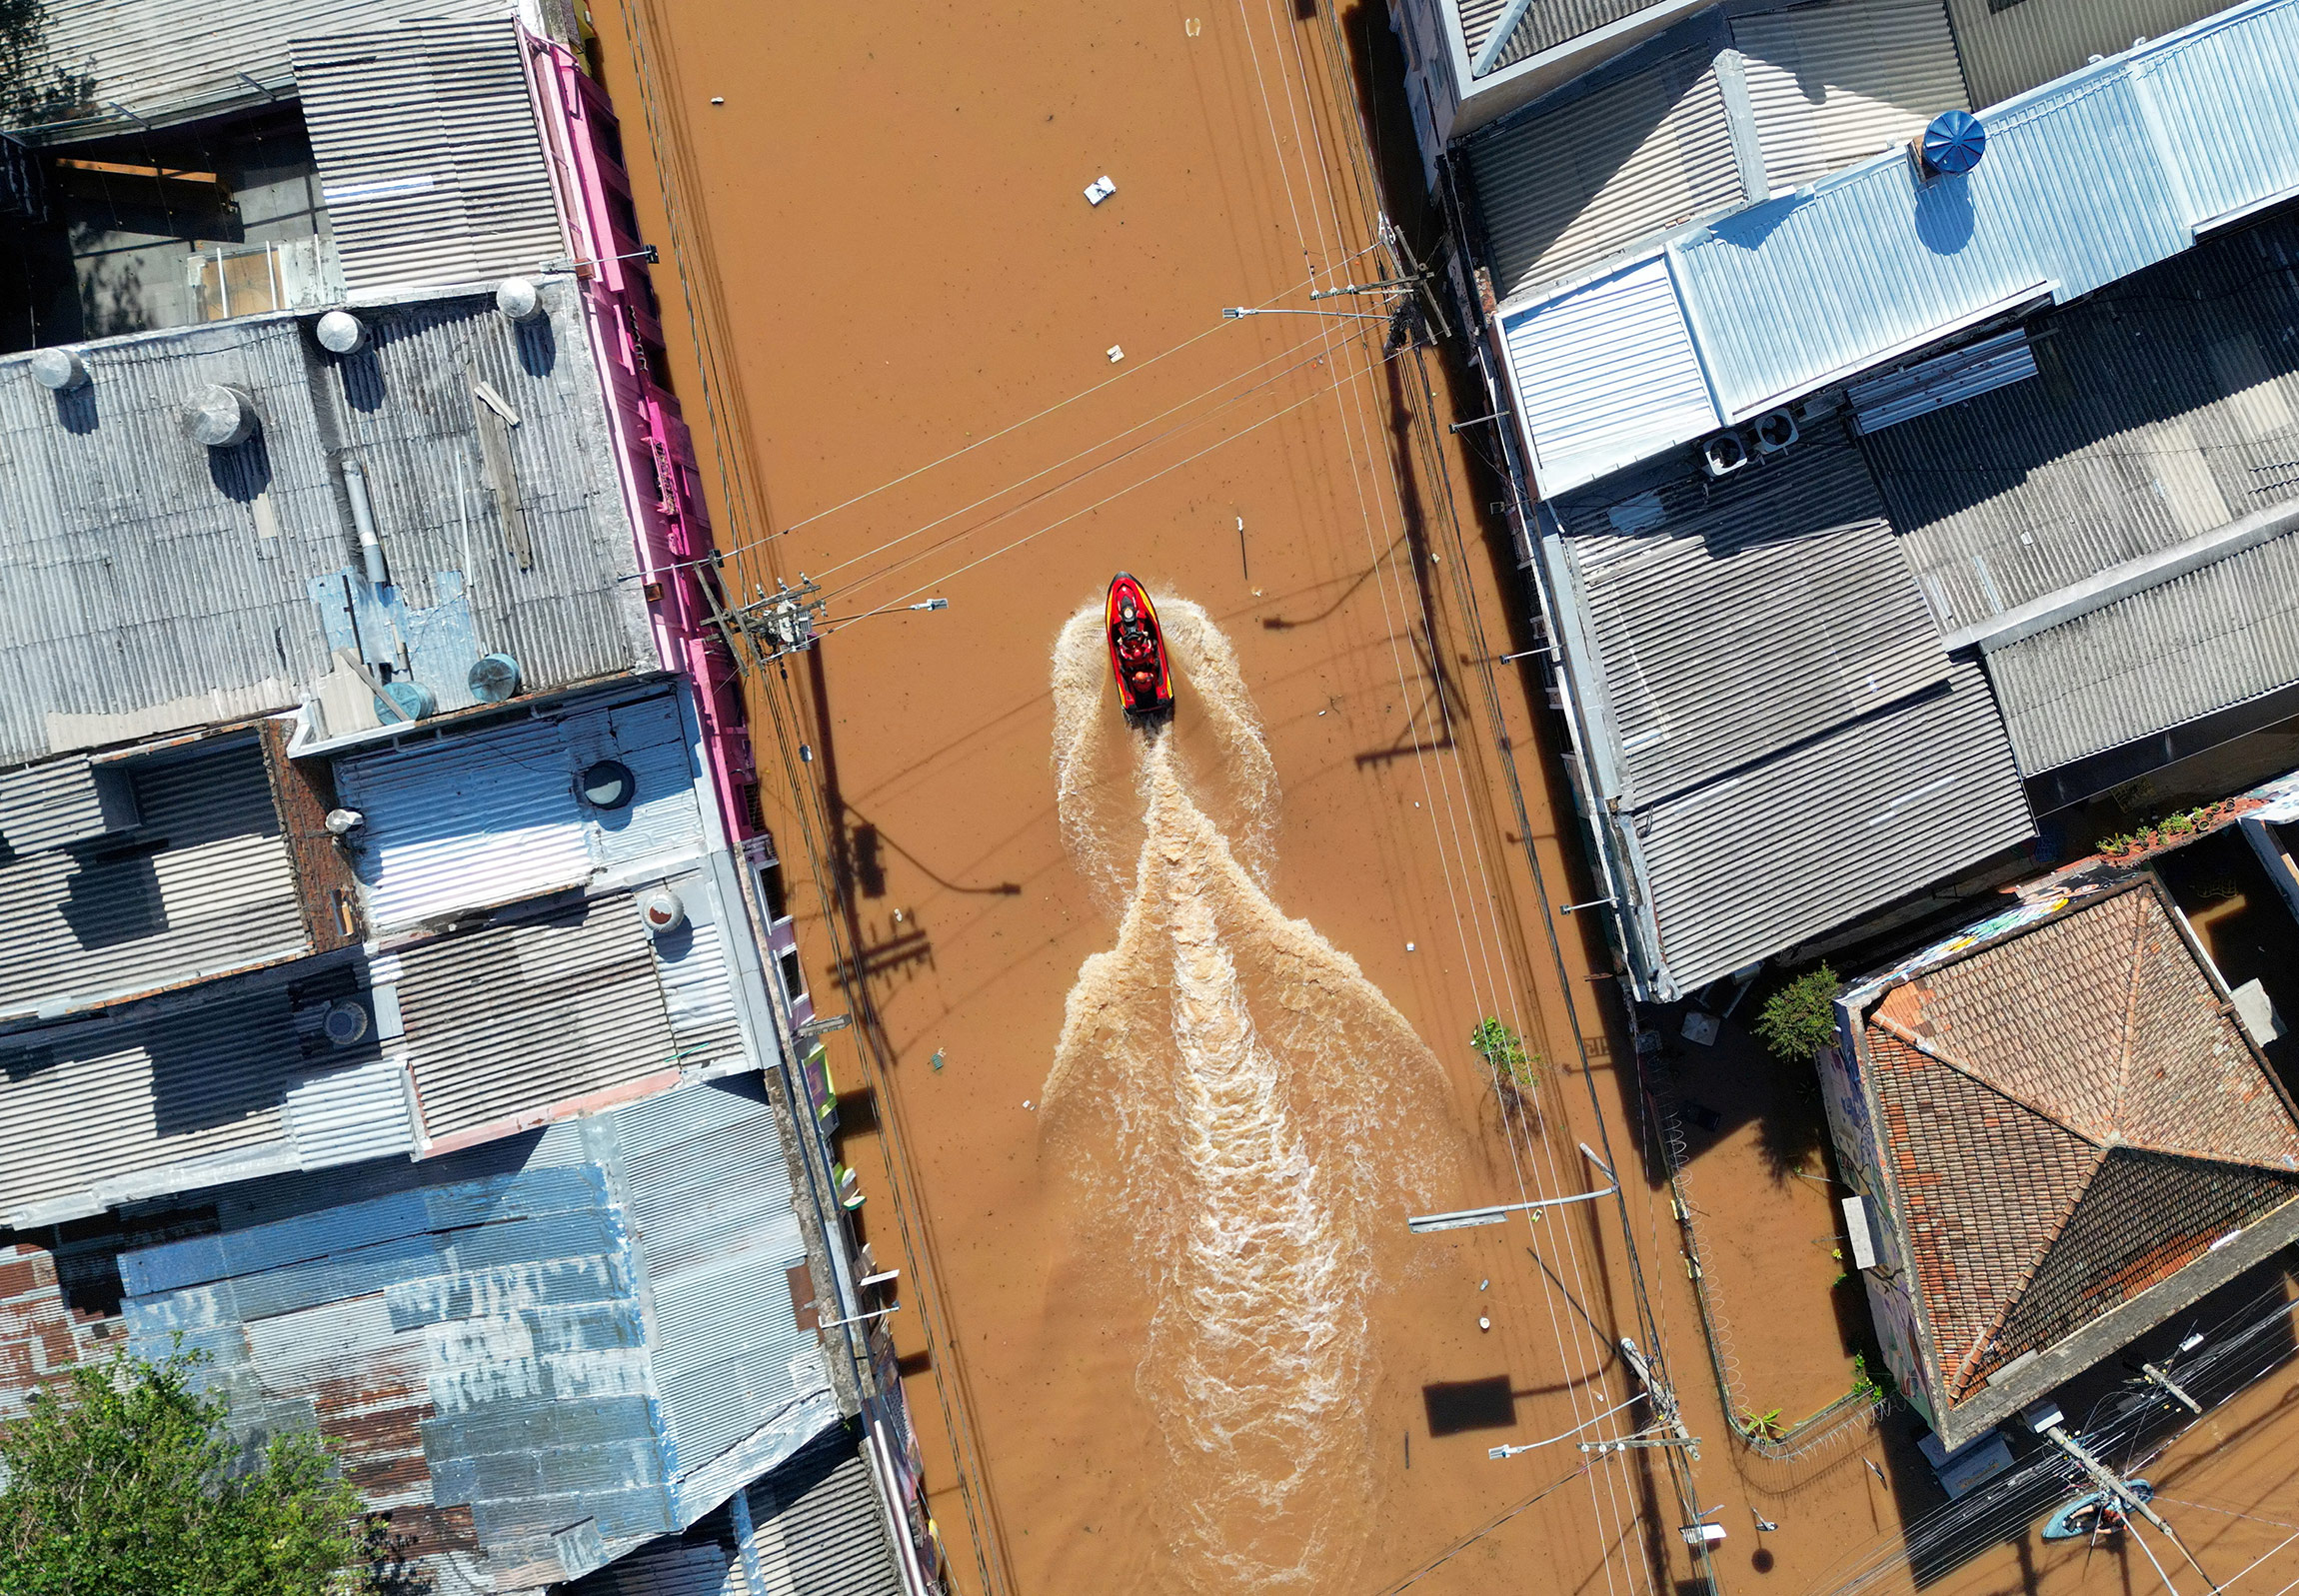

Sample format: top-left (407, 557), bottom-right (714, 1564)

top-left (1863, 880), bottom-right (2299, 1408)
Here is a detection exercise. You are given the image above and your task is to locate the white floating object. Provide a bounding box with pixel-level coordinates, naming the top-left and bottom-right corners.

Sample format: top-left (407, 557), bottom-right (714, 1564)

top-left (1084, 174), bottom-right (1117, 206)
top-left (1478, 1316), bottom-right (1491, 1331)
top-left (1024, 1099), bottom-right (1035, 1110)
top-left (1405, 941), bottom-right (1416, 951)
top-left (1106, 344), bottom-right (1125, 363)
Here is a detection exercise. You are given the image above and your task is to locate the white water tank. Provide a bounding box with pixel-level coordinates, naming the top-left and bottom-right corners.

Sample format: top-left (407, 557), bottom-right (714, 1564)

top-left (183, 384), bottom-right (260, 448)
top-left (316, 310), bottom-right (368, 354)
top-left (638, 887), bottom-right (686, 936)
top-left (28, 348), bottom-right (88, 392)
top-left (496, 277), bottom-right (544, 323)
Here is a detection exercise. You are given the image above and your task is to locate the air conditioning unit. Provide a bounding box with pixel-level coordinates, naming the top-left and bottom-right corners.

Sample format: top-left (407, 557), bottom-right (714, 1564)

top-left (1699, 430), bottom-right (1750, 479)
top-left (1753, 409), bottom-right (1798, 454)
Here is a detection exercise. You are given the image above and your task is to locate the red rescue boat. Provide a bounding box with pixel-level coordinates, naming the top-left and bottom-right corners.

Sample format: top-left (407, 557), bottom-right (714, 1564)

top-left (1105, 573), bottom-right (1173, 724)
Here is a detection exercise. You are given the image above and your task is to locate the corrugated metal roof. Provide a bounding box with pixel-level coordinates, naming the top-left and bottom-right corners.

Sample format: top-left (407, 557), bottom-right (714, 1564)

top-left (561, 1428), bottom-right (905, 1596)
top-left (1623, 663), bottom-right (2033, 992)
top-left (0, 956), bottom-right (410, 1225)
top-left (1556, 439), bottom-right (1947, 807)
top-left (1989, 529), bottom-right (2299, 771)
top-left (0, 740), bottom-right (307, 1023)
top-left (1462, 0), bottom-right (1669, 78)
top-left (1467, 48), bottom-right (1740, 299)
top-left (392, 893), bottom-right (680, 1140)
top-left (7, 0), bottom-right (506, 142)
top-left (1498, 0), bottom-right (2299, 495)
top-left (117, 1076), bottom-right (830, 1591)
top-left (1848, 329), bottom-right (2038, 434)
top-left (1500, 253), bottom-right (1720, 493)
top-left (0, 281), bottom-right (655, 769)
top-left (375, 851), bottom-right (751, 1147)
top-left (335, 687), bottom-right (707, 930)
top-left (1733, 0), bottom-right (1967, 194)
top-left (1867, 283), bottom-right (2299, 626)
top-left (1946, 0), bottom-right (2232, 110)
top-left (292, 20), bottom-right (569, 298)
top-left (0, 756), bottom-right (136, 854)
top-left (744, 1429), bottom-right (905, 1596)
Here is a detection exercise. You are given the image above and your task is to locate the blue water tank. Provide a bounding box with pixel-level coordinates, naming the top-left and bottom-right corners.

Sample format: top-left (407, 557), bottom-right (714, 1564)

top-left (373, 681), bottom-right (437, 725)
top-left (1922, 110), bottom-right (1986, 176)
top-left (468, 652), bottom-right (522, 704)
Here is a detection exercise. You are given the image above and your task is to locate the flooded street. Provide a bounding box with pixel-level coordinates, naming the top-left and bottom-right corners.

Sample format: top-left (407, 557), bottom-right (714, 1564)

top-left (590, 1), bottom-right (1693, 1591)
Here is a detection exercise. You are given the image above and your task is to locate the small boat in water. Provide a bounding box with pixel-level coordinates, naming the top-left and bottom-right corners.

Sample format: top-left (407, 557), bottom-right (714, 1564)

top-left (1106, 572), bottom-right (1173, 726)
top-left (2041, 1479), bottom-right (2152, 1540)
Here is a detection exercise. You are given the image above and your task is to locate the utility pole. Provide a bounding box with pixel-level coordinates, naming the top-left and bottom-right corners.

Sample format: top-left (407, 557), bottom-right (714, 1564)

top-left (2026, 1401), bottom-right (2220, 1591)
top-left (1614, 1334), bottom-right (1700, 1462)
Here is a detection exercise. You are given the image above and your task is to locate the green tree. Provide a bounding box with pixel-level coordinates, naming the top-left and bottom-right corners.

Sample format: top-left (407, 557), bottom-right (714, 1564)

top-left (1471, 1016), bottom-right (1539, 1108)
top-left (1753, 963), bottom-right (1842, 1062)
top-left (0, 1348), bottom-right (375, 1596)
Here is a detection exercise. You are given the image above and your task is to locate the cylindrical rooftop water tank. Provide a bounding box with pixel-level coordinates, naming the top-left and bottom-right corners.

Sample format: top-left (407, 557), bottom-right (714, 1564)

top-left (496, 277), bottom-right (544, 322)
top-left (183, 384), bottom-right (260, 448)
top-left (1921, 110), bottom-right (1987, 176)
top-left (29, 348), bottom-right (88, 392)
top-left (316, 309), bottom-right (368, 354)
top-left (468, 653), bottom-right (523, 704)
top-left (638, 887), bottom-right (686, 936)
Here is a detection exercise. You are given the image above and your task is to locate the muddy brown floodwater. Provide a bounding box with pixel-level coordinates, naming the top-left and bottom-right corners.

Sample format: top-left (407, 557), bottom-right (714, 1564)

top-left (565, 3), bottom-right (2190, 1596)
top-left (592, 3), bottom-right (2299, 1593)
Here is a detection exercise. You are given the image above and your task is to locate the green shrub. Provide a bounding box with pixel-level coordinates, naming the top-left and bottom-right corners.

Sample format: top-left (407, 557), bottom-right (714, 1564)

top-left (1754, 964), bottom-right (1841, 1062)
top-left (0, 1348), bottom-right (376, 1596)
top-left (1470, 1017), bottom-right (1539, 1102)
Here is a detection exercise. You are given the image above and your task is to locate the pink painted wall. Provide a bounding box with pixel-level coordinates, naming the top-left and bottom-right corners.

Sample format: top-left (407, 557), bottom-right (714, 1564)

top-left (520, 30), bottom-right (763, 853)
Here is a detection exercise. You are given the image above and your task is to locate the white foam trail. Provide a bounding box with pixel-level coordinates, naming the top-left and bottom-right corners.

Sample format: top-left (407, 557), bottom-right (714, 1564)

top-left (1045, 602), bottom-right (1455, 1593)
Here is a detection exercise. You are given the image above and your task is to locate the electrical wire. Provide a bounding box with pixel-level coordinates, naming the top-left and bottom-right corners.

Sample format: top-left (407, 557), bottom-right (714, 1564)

top-left (1223, 6), bottom-right (1667, 1592)
top-left (601, 6), bottom-right (1011, 1592)
top-left (818, 340), bottom-right (1412, 626)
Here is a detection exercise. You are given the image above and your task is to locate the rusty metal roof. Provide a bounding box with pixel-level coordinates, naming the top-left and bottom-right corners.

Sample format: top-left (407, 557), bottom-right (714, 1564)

top-left (110, 1076), bottom-right (834, 1590)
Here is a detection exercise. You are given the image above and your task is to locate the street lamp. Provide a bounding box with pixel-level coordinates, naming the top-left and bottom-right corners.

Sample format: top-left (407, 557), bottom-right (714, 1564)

top-left (1406, 1143), bottom-right (1616, 1234)
top-left (1221, 306), bottom-right (1394, 324)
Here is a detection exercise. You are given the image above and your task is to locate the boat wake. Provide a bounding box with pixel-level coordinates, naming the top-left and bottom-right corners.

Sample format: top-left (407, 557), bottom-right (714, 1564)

top-left (1043, 596), bottom-right (1454, 1592)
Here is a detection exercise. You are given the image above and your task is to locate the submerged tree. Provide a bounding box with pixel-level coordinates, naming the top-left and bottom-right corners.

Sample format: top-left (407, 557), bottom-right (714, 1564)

top-left (1754, 963), bottom-right (1842, 1062)
top-left (1471, 1016), bottom-right (1539, 1112)
top-left (0, 1348), bottom-right (374, 1596)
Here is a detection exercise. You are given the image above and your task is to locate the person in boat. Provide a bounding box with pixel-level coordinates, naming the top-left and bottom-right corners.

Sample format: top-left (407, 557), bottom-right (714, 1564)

top-left (1115, 597), bottom-right (1159, 701)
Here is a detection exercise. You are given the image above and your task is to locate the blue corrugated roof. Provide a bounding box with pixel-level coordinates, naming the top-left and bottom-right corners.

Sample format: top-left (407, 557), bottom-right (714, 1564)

top-left (116, 1077), bottom-right (835, 1590)
top-left (1500, 0), bottom-right (2299, 495)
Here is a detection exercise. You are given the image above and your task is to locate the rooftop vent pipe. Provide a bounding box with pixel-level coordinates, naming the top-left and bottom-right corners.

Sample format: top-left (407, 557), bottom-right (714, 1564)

top-left (316, 309), bottom-right (368, 354)
top-left (183, 384), bottom-right (259, 448)
top-left (342, 458), bottom-right (389, 588)
top-left (28, 348), bottom-right (88, 392)
top-left (496, 277), bottom-right (544, 323)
